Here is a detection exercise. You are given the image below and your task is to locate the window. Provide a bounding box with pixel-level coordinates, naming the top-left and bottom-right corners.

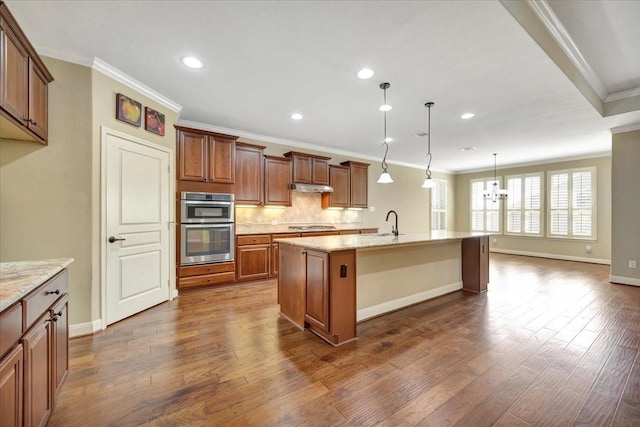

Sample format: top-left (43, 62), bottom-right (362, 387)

top-left (431, 178), bottom-right (447, 230)
top-left (471, 178), bottom-right (502, 233)
top-left (505, 173), bottom-right (542, 236)
top-left (547, 167), bottom-right (596, 239)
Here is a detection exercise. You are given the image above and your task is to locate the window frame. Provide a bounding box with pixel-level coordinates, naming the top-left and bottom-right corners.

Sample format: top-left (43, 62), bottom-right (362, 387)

top-left (470, 177), bottom-right (503, 234)
top-left (546, 167), bottom-right (597, 240)
top-left (430, 178), bottom-right (447, 231)
top-left (504, 172), bottom-right (544, 237)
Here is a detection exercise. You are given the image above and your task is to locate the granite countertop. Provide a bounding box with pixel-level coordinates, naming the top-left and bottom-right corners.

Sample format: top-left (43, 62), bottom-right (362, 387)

top-left (0, 258), bottom-right (74, 312)
top-left (274, 231), bottom-right (490, 252)
top-left (235, 224), bottom-right (375, 235)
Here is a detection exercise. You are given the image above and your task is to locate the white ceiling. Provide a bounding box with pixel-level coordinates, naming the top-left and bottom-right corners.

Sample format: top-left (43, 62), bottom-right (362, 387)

top-left (7, 0), bottom-right (640, 173)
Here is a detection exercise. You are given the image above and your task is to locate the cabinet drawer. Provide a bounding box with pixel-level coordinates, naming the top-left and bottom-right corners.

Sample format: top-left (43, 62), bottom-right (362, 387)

top-left (180, 262), bottom-right (235, 278)
top-left (359, 228), bottom-right (379, 234)
top-left (339, 230), bottom-right (360, 235)
top-left (179, 271), bottom-right (236, 289)
top-left (23, 269), bottom-right (68, 331)
top-left (237, 235), bottom-right (270, 245)
top-left (0, 302), bottom-right (22, 359)
top-left (271, 233), bottom-right (300, 239)
top-left (303, 231), bottom-right (339, 237)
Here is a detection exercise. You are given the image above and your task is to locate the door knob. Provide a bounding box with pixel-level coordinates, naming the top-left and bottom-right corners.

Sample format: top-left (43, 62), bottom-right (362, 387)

top-left (108, 236), bottom-right (126, 243)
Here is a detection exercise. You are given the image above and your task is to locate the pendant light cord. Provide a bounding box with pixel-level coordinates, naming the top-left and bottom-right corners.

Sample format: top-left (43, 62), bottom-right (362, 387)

top-left (425, 102), bottom-right (433, 178)
top-left (381, 85), bottom-right (389, 173)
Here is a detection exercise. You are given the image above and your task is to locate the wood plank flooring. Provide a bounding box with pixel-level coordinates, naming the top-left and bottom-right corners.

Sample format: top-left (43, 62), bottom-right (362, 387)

top-left (48, 254), bottom-right (640, 426)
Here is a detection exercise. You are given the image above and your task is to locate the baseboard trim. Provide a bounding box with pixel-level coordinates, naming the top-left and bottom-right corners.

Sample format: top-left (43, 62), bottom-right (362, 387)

top-left (491, 248), bottom-right (610, 265)
top-left (610, 275), bottom-right (640, 287)
top-left (69, 319), bottom-right (102, 337)
top-left (357, 281), bottom-right (463, 322)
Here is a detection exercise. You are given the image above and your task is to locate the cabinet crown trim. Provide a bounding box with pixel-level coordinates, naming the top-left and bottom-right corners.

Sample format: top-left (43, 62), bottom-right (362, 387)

top-left (237, 141), bottom-right (267, 149)
top-left (340, 160), bottom-right (370, 167)
top-left (284, 151), bottom-right (331, 161)
top-left (174, 125), bottom-right (238, 140)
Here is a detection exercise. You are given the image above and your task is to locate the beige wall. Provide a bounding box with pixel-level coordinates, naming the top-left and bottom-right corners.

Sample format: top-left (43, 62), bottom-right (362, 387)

top-left (611, 130), bottom-right (640, 283)
top-left (454, 155), bottom-right (612, 262)
top-left (239, 137), bottom-right (454, 234)
top-left (0, 59), bottom-right (93, 324)
top-left (0, 57), bottom-right (179, 326)
top-left (90, 69), bottom-right (178, 321)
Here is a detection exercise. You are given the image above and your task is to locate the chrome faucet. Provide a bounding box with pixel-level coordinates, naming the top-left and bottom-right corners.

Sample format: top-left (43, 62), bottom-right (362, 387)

top-left (385, 210), bottom-right (399, 236)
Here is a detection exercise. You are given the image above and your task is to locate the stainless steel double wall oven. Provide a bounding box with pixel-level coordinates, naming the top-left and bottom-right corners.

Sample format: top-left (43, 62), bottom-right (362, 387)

top-left (180, 192), bottom-right (234, 266)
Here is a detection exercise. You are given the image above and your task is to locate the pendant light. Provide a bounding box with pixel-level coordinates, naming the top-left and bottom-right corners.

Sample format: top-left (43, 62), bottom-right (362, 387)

top-left (483, 153), bottom-right (508, 202)
top-left (421, 102), bottom-right (435, 188)
top-left (377, 82), bottom-right (393, 184)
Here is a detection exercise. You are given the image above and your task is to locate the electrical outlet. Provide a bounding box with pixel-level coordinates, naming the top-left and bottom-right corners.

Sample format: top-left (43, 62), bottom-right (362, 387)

top-left (369, 206), bottom-right (375, 213)
top-left (585, 245), bottom-right (592, 254)
top-left (629, 260), bottom-right (637, 269)
top-left (492, 238), bottom-right (497, 244)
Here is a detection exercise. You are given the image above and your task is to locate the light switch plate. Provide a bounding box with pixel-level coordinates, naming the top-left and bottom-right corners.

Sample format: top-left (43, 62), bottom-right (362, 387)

top-left (629, 260), bottom-right (637, 269)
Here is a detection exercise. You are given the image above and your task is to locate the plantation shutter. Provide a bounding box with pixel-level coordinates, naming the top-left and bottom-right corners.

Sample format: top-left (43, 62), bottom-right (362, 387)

top-left (549, 172), bottom-right (569, 236)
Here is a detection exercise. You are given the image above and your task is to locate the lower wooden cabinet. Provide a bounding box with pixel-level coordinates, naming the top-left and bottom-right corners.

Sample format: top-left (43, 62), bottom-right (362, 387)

top-left (462, 236), bottom-right (489, 293)
top-left (178, 262), bottom-right (236, 290)
top-left (0, 269), bottom-right (69, 427)
top-left (236, 235), bottom-right (271, 281)
top-left (304, 251), bottom-right (330, 332)
top-left (0, 344), bottom-right (23, 427)
top-left (23, 312), bottom-right (53, 427)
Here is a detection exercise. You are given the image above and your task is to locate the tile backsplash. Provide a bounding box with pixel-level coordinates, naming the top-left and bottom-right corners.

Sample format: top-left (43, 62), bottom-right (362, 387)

top-left (235, 192), bottom-right (362, 225)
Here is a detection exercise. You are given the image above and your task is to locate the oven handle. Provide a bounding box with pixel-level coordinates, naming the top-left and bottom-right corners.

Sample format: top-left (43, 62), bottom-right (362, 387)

top-left (183, 223), bottom-right (234, 229)
top-left (182, 200), bottom-right (232, 206)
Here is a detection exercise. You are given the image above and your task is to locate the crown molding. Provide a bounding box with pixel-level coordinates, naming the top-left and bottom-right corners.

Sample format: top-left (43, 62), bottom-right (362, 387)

top-left (606, 87), bottom-right (640, 103)
top-left (610, 123), bottom-right (640, 134)
top-left (177, 120), bottom-right (453, 174)
top-left (528, 0), bottom-right (608, 101)
top-left (92, 58), bottom-right (182, 112)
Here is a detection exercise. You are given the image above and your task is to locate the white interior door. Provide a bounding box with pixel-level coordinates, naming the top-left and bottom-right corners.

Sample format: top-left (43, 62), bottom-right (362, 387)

top-left (104, 131), bottom-right (170, 325)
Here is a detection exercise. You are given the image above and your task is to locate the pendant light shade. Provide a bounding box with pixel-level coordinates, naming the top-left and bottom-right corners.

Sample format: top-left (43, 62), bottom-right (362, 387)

top-left (377, 82), bottom-right (393, 184)
top-left (421, 102), bottom-right (435, 189)
top-left (483, 153), bottom-right (508, 202)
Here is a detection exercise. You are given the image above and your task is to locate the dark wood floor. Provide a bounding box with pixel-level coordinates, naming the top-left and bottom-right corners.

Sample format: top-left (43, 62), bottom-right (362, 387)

top-left (48, 254), bottom-right (640, 426)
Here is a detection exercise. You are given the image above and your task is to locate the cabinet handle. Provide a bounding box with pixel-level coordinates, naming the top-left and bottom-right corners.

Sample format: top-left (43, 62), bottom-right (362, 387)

top-left (47, 317), bottom-right (58, 322)
top-left (55, 311), bottom-right (63, 317)
top-left (27, 118), bottom-right (38, 126)
top-left (47, 289), bottom-right (61, 295)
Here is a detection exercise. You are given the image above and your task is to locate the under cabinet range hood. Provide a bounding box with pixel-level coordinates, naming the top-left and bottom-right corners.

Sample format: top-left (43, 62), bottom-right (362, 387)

top-left (290, 183), bottom-right (334, 193)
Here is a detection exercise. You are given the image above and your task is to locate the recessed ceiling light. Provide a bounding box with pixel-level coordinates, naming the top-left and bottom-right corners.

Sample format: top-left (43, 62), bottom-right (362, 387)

top-left (459, 146), bottom-right (477, 151)
top-left (291, 113), bottom-right (303, 120)
top-left (357, 68), bottom-right (375, 79)
top-left (461, 113), bottom-right (475, 119)
top-left (182, 56), bottom-right (203, 69)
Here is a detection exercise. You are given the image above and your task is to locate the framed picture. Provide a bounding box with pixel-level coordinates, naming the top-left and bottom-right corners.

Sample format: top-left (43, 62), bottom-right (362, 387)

top-left (116, 93), bottom-right (142, 127)
top-left (145, 107), bottom-right (165, 136)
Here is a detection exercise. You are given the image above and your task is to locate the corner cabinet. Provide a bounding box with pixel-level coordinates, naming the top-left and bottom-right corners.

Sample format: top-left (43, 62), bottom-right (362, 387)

top-left (264, 155), bottom-right (292, 206)
top-left (341, 161), bottom-right (369, 208)
top-left (321, 165), bottom-right (349, 208)
top-left (0, 2), bottom-right (54, 144)
top-left (235, 142), bottom-right (265, 205)
top-left (176, 126), bottom-right (237, 184)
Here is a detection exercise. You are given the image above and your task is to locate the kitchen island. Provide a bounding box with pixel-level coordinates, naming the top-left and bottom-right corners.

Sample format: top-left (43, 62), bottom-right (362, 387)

top-left (276, 232), bottom-right (489, 345)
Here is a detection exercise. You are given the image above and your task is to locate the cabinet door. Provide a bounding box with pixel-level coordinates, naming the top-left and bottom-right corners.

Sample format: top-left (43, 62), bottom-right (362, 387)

top-left (209, 136), bottom-right (235, 183)
top-left (28, 59), bottom-right (48, 141)
top-left (321, 166), bottom-right (349, 208)
top-left (51, 295), bottom-right (69, 403)
top-left (23, 314), bottom-right (53, 427)
top-left (264, 156), bottom-right (292, 206)
top-left (0, 344), bottom-right (23, 427)
top-left (235, 144), bottom-right (264, 205)
top-left (312, 158), bottom-right (330, 185)
top-left (305, 250), bottom-right (329, 332)
top-left (237, 244), bottom-right (270, 280)
top-left (349, 163), bottom-right (369, 208)
top-left (0, 23), bottom-right (28, 126)
top-left (291, 154), bottom-right (312, 183)
top-left (178, 131), bottom-right (208, 181)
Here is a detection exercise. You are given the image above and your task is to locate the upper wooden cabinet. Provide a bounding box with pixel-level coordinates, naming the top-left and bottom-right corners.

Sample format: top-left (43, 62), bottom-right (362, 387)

top-left (264, 155), bottom-right (292, 206)
top-left (321, 165), bottom-right (350, 209)
top-left (0, 2), bottom-right (54, 144)
top-left (341, 161), bottom-right (370, 208)
top-left (284, 151), bottom-right (330, 185)
top-left (235, 142), bottom-right (265, 205)
top-left (176, 126), bottom-right (237, 184)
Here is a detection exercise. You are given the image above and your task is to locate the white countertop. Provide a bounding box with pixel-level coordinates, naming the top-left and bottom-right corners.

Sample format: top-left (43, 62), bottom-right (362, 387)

top-left (0, 258), bottom-right (74, 312)
top-left (274, 231), bottom-right (490, 252)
